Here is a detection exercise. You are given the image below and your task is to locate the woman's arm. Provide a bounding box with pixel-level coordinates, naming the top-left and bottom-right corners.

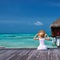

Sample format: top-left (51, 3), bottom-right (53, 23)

top-left (45, 34), bottom-right (50, 40)
top-left (33, 33), bottom-right (39, 40)
top-left (45, 37), bottom-right (50, 40)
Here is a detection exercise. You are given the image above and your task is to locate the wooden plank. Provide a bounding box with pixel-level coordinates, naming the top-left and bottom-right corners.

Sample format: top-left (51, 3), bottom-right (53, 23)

top-left (16, 50), bottom-right (30, 60)
top-left (9, 50), bottom-right (31, 60)
top-left (48, 49), bottom-right (53, 60)
top-left (0, 50), bottom-right (17, 60)
top-left (28, 50), bottom-right (34, 56)
top-left (48, 49), bottom-right (60, 60)
top-left (27, 50), bottom-right (37, 60)
top-left (0, 48), bottom-right (60, 60)
top-left (37, 50), bottom-right (48, 60)
top-left (0, 50), bottom-right (7, 54)
top-left (0, 48), bottom-right (36, 50)
top-left (6, 50), bottom-right (22, 60)
top-left (27, 50), bottom-right (48, 60)
top-left (55, 49), bottom-right (60, 60)
top-left (7, 50), bottom-right (24, 60)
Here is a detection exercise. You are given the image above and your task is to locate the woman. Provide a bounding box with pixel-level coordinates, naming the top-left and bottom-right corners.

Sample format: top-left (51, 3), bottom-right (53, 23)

top-left (34, 30), bottom-right (50, 50)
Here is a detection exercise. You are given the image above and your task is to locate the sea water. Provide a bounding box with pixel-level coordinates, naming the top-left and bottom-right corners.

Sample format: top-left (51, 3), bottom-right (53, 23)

top-left (0, 34), bottom-right (57, 48)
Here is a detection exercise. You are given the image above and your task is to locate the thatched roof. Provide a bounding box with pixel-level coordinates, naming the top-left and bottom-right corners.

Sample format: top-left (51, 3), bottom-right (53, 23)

top-left (51, 18), bottom-right (60, 27)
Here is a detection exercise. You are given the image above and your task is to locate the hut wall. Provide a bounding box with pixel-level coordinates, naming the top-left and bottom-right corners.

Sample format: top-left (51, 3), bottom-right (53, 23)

top-left (51, 27), bottom-right (60, 37)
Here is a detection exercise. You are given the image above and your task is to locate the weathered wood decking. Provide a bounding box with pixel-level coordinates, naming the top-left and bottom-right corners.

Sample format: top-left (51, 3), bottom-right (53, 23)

top-left (0, 48), bottom-right (60, 60)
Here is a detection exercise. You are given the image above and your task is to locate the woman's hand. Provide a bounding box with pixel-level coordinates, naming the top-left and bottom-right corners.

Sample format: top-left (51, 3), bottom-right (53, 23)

top-left (45, 34), bottom-right (47, 37)
top-left (45, 34), bottom-right (50, 40)
top-left (33, 33), bottom-right (38, 40)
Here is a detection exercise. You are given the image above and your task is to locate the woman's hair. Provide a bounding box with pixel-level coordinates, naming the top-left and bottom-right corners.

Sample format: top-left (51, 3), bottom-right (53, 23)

top-left (38, 30), bottom-right (46, 38)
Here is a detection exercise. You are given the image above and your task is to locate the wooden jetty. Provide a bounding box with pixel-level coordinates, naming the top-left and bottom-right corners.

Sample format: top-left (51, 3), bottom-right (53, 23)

top-left (0, 48), bottom-right (60, 60)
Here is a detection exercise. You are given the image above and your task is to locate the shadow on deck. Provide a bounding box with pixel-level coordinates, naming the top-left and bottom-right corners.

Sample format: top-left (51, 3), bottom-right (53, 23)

top-left (0, 48), bottom-right (60, 60)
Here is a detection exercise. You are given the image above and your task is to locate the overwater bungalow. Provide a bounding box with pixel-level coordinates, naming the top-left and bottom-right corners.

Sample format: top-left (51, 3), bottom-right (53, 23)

top-left (51, 18), bottom-right (60, 47)
top-left (51, 18), bottom-right (60, 37)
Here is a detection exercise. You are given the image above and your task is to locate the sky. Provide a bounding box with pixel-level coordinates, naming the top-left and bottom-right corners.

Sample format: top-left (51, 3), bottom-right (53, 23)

top-left (0, 0), bottom-right (60, 34)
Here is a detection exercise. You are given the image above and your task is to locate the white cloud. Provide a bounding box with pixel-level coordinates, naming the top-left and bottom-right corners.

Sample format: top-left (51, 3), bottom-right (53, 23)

top-left (34, 21), bottom-right (43, 26)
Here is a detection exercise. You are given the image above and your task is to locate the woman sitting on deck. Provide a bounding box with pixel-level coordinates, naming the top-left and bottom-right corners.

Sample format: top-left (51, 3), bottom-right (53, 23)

top-left (34, 30), bottom-right (50, 50)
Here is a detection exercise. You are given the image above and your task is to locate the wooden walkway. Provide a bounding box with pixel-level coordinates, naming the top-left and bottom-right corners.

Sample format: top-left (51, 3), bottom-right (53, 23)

top-left (0, 48), bottom-right (60, 60)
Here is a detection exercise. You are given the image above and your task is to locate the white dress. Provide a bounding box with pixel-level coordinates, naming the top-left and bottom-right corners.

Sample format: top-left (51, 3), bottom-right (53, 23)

top-left (37, 38), bottom-right (47, 50)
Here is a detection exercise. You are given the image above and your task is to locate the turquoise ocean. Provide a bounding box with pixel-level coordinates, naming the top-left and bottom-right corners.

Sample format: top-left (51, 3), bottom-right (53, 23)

top-left (0, 34), bottom-right (57, 48)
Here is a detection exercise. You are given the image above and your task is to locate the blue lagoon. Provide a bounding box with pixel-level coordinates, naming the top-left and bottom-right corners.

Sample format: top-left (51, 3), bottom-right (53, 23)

top-left (0, 34), bottom-right (57, 48)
